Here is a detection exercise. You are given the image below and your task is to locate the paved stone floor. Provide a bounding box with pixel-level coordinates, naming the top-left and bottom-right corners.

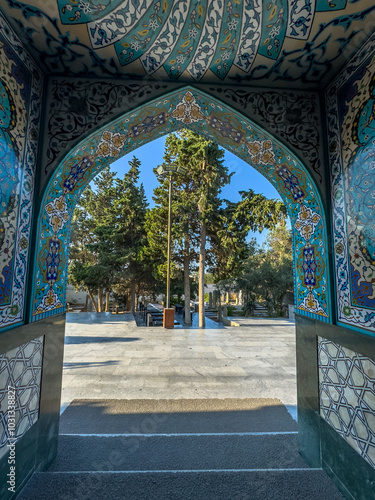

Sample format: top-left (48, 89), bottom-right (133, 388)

top-left (61, 313), bottom-right (297, 419)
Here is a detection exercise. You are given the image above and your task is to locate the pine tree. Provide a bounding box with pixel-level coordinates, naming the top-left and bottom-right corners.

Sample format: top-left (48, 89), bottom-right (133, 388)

top-left (112, 156), bottom-right (148, 313)
top-left (69, 158), bottom-right (149, 314)
top-left (146, 131), bottom-right (229, 327)
top-left (69, 167), bottom-right (119, 311)
top-left (146, 131), bottom-right (288, 327)
top-left (184, 134), bottom-right (229, 328)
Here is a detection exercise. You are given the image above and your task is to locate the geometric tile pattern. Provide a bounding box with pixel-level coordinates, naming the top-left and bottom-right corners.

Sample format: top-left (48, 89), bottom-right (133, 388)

top-left (0, 337), bottom-right (44, 459)
top-left (1, 1), bottom-right (375, 88)
top-left (30, 88), bottom-right (331, 323)
top-left (318, 337), bottom-right (375, 469)
top-left (326, 31), bottom-right (375, 333)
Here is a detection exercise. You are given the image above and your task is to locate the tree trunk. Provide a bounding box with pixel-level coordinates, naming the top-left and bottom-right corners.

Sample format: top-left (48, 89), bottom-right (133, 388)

top-left (198, 221), bottom-right (206, 328)
top-left (130, 279), bottom-right (136, 314)
top-left (98, 288), bottom-right (104, 312)
top-left (184, 237), bottom-right (191, 326)
top-left (105, 292), bottom-right (110, 312)
top-left (136, 283), bottom-right (140, 310)
top-left (87, 288), bottom-right (99, 313)
top-left (84, 293), bottom-right (89, 312)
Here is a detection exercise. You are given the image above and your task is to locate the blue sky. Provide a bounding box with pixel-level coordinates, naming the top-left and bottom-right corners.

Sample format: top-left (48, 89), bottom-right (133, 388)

top-left (110, 135), bottom-right (287, 245)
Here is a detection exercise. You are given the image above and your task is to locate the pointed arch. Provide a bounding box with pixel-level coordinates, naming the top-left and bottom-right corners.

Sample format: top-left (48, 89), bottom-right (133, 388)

top-left (29, 87), bottom-right (332, 323)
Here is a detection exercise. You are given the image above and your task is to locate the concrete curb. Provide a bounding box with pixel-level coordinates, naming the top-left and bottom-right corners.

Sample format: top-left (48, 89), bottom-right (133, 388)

top-left (222, 317), bottom-right (240, 327)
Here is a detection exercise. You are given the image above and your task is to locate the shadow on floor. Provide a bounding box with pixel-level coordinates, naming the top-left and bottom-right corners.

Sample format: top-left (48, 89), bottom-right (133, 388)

top-left (233, 323), bottom-right (295, 328)
top-left (59, 398), bottom-right (298, 434)
top-left (18, 399), bottom-right (345, 500)
top-left (63, 361), bottom-right (120, 369)
top-left (66, 312), bottom-right (135, 325)
top-left (65, 336), bottom-right (141, 344)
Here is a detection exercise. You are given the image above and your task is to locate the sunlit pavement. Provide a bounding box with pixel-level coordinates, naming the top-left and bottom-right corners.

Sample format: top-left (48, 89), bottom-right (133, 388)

top-left (61, 313), bottom-right (297, 419)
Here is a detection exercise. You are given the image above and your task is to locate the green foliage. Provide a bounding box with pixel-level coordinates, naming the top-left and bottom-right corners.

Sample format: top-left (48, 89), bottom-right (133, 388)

top-left (204, 273), bottom-right (215, 285)
top-left (237, 226), bottom-right (293, 316)
top-left (211, 190), bottom-right (287, 281)
top-left (69, 133), bottom-right (290, 313)
top-left (144, 131), bottom-right (232, 318)
top-left (226, 305), bottom-right (237, 317)
top-left (145, 130), bottom-right (229, 273)
top-left (110, 157), bottom-right (149, 300)
top-left (68, 159), bottom-right (150, 310)
top-left (231, 190), bottom-right (287, 233)
top-left (145, 130), bottom-right (287, 295)
top-left (68, 167), bottom-right (120, 294)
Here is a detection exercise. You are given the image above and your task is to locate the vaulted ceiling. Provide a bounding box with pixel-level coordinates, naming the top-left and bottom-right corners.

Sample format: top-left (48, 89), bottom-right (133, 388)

top-left (1, 0), bottom-right (375, 88)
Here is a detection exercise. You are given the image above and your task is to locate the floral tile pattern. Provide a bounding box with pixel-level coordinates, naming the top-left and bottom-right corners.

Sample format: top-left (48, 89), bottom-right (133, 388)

top-left (327, 32), bottom-right (375, 332)
top-left (0, 12), bottom-right (43, 329)
top-left (318, 337), bottom-right (375, 469)
top-left (1, 0), bottom-right (374, 87)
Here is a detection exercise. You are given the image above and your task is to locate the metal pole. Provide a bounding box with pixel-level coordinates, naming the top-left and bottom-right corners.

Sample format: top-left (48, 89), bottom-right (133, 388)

top-left (166, 175), bottom-right (172, 309)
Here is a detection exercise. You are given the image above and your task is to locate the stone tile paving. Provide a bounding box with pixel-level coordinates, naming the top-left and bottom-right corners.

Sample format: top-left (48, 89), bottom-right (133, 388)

top-left (61, 313), bottom-right (297, 419)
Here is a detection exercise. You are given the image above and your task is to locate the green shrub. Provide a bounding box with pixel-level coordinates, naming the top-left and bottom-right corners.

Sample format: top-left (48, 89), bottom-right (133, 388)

top-left (227, 305), bottom-right (237, 317)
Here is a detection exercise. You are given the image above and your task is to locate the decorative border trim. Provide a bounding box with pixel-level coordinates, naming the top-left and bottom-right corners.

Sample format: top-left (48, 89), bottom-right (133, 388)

top-left (30, 86), bottom-right (332, 324)
top-left (0, 12), bottom-right (43, 330)
top-left (326, 31), bottom-right (375, 332)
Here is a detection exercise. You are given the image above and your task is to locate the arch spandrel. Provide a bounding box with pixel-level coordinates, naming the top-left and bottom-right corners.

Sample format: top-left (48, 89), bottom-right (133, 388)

top-left (30, 87), bottom-right (332, 323)
top-left (40, 80), bottom-right (324, 199)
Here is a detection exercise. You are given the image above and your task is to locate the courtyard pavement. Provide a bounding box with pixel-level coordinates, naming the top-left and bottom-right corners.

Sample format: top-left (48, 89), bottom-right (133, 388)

top-left (61, 313), bottom-right (297, 419)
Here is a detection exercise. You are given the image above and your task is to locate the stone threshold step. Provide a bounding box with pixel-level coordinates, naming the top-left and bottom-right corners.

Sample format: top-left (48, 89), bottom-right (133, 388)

top-left (49, 433), bottom-right (307, 472)
top-left (59, 398), bottom-right (297, 434)
top-left (18, 470), bottom-right (345, 500)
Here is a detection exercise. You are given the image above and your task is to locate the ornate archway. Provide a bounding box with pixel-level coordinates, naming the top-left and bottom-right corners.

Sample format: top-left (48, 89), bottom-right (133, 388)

top-left (30, 87), bottom-right (332, 323)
